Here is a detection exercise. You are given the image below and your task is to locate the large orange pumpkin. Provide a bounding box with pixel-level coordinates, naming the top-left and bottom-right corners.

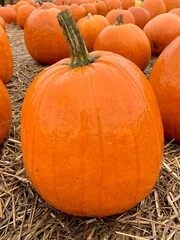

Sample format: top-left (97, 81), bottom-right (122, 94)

top-left (0, 26), bottom-right (14, 84)
top-left (149, 36), bottom-right (180, 142)
top-left (0, 80), bottom-right (12, 145)
top-left (21, 9), bottom-right (164, 217)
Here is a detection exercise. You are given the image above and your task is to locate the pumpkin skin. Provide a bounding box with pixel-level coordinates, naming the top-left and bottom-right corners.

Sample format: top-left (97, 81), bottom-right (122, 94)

top-left (24, 8), bottom-right (69, 65)
top-left (0, 16), bottom-right (6, 31)
top-left (143, 13), bottom-right (180, 55)
top-left (0, 26), bottom-right (14, 84)
top-left (0, 80), bottom-right (12, 145)
top-left (149, 36), bottom-right (180, 142)
top-left (21, 49), bottom-right (164, 217)
top-left (94, 20), bottom-right (151, 71)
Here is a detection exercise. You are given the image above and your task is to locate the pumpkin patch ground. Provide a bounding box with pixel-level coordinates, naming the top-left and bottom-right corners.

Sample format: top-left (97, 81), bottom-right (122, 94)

top-left (0, 23), bottom-right (180, 239)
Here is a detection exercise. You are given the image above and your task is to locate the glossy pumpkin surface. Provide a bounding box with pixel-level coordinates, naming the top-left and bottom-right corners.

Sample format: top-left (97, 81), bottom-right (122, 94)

top-left (0, 80), bottom-right (12, 144)
top-left (0, 26), bottom-right (14, 84)
top-left (21, 50), bottom-right (164, 217)
top-left (21, 10), bottom-right (164, 217)
top-left (149, 36), bottom-right (180, 142)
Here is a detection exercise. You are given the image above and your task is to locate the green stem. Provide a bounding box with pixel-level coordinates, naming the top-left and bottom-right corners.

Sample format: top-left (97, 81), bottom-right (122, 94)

top-left (57, 9), bottom-right (99, 69)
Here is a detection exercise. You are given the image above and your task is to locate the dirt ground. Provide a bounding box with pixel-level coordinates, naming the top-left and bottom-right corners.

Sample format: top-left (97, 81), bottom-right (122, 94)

top-left (0, 23), bottom-right (179, 240)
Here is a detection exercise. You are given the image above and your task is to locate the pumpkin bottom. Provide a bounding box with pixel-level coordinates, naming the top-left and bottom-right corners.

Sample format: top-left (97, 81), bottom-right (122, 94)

top-left (41, 178), bottom-right (158, 217)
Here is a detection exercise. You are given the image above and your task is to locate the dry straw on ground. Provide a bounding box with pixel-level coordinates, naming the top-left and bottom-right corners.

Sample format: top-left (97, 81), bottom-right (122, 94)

top-left (0, 23), bottom-right (180, 240)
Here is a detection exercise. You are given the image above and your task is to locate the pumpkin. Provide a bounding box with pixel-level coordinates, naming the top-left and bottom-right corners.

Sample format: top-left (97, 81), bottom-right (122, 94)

top-left (17, 4), bottom-right (36, 29)
top-left (69, 4), bottom-right (86, 22)
top-left (128, 6), bottom-right (150, 29)
top-left (94, 14), bottom-right (151, 70)
top-left (21, 9), bottom-right (164, 217)
top-left (0, 80), bottom-right (12, 145)
top-left (149, 36), bottom-right (180, 142)
top-left (81, 2), bottom-right (97, 15)
top-left (0, 6), bottom-right (16, 23)
top-left (105, 0), bottom-right (122, 12)
top-left (142, 0), bottom-right (167, 19)
top-left (163, 0), bottom-right (180, 12)
top-left (14, 0), bottom-right (29, 13)
top-left (93, 0), bottom-right (108, 16)
top-left (24, 8), bottom-right (69, 65)
top-left (106, 8), bottom-right (135, 25)
top-left (143, 13), bottom-right (180, 55)
top-left (0, 26), bottom-right (14, 84)
top-left (122, 0), bottom-right (135, 10)
top-left (77, 13), bottom-right (110, 51)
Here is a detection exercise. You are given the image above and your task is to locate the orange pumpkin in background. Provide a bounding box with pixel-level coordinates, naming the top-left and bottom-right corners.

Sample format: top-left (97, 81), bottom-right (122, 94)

top-left (128, 6), bottom-right (150, 29)
top-left (17, 4), bottom-right (36, 29)
top-left (149, 36), bottom-right (180, 142)
top-left (24, 8), bottom-right (69, 65)
top-left (142, 0), bottom-right (167, 19)
top-left (0, 80), bottom-right (12, 145)
top-left (106, 9), bottom-right (135, 24)
top-left (122, 0), bottom-right (135, 10)
top-left (143, 13), bottom-right (180, 55)
top-left (94, 14), bottom-right (151, 71)
top-left (163, 0), bottom-right (180, 11)
top-left (21, 10), bottom-right (164, 217)
top-left (0, 6), bottom-right (16, 23)
top-left (77, 13), bottom-right (110, 51)
top-left (0, 26), bottom-right (14, 84)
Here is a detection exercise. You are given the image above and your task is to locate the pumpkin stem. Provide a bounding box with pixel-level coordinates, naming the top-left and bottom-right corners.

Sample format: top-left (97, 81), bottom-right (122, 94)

top-left (57, 9), bottom-right (99, 68)
top-left (114, 14), bottom-right (123, 26)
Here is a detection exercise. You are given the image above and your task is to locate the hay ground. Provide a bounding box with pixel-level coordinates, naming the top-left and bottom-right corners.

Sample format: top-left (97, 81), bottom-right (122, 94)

top-left (0, 23), bottom-right (180, 240)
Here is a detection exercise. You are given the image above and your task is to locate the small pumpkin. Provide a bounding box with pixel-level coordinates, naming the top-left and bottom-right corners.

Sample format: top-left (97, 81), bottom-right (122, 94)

top-left (149, 36), bottom-right (180, 142)
top-left (0, 26), bottom-right (14, 84)
top-left (21, 9), bottom-right (164, 217)
top-left (0, 80), bottom-right (12, 145)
